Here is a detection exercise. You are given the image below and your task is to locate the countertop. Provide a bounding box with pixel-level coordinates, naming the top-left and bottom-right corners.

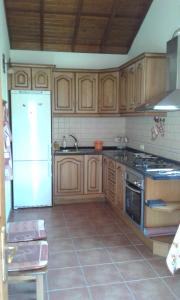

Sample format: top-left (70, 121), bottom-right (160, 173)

top-left (54, 147), bottom-right (180, 180)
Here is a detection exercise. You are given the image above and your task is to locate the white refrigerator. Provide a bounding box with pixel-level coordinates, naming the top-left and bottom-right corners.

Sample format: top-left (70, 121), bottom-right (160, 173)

top-left (11, 90), bottom-right (52, 208)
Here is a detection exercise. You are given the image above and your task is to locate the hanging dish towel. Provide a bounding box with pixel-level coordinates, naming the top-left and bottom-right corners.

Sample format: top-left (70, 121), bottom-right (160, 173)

top-left (166, 224), bottom-right (180, 274)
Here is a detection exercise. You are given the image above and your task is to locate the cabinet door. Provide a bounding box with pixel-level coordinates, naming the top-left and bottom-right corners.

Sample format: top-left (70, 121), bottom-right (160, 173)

top-left (134, 60), bottom-right (145, 107)
top-left (54, 156), bottom-right (84, 196)
top-left (11, 67), bottom-right (31, 90)
top-left (84, 155), bottom-right (102, 194)
top-left (107, 158), bottom-right (116, 206)
top-left (53, 72), bottom-right (75, 113)
top-left (76, 73), bottom-right (98, 113)
top-left (99, 72), bottom-right (119, 113)
top-left (127, 65), bottom-right (135, 112)
top-left (115, 162), bottom-right (125, 211)
top-left (103, 156), bottom-right (108, 197)
top-left (119, 69), bottom-right (128, 112)
top-left (32, 68), bottom-right (51, 90)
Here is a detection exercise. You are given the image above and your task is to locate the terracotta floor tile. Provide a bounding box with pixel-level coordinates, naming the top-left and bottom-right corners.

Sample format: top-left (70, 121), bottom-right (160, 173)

top-left (73, 236), bottom-right (104, 250)
top-left (128, 278), bottom-right (176, 300)
top-left (48, 287), bottom-right (91, 300)
top-left (163, 275), bottom-right (180, 299)
top-left (125, 232), bottom-right (144, 244)
top-left (135, 244), bottom-right (157, 259)
top-left (148, 257), bottom-right (173, 277)
top-left (107, 245), bottom-right (143, 262)
top-left (48, 237), bottom-right (74, 252)
top-left (47, 267), bottom-right (86, 290)
top-left (90, 283), bottom-right (134, 300)
top-left (95, 223), bottom-right (122, 235)
top-left (77, 248), bottom-right (111, 265)
top-left (101, 234), bottom-right (131, 247)
top-left (83, 263), bottom-right (123, 285)
top-left (68, 225), bottom-right (97, 238)
top-left (49, 250), bottom-right (79, 268)
top-left (116, 260), bottom-right (157, 281)
top-left (47, 226), bottom-right (70, 240)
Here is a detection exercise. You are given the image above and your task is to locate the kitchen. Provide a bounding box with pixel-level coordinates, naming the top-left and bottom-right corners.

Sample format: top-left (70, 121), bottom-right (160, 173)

top-left (1, 0), bottom-right (180, 299)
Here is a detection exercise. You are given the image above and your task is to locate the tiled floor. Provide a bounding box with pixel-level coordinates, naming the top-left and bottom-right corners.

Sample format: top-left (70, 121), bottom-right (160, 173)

top-left (8, 202), bottom-right (180, 300)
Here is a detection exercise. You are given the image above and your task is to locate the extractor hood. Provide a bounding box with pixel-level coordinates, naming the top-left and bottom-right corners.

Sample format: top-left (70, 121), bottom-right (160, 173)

top-left (136, 30), bottom-right (180, 112)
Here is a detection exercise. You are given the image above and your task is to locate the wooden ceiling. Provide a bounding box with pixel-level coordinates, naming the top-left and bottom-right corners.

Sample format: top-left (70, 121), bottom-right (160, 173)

top-left (4, 0), bottom-right (153, 54)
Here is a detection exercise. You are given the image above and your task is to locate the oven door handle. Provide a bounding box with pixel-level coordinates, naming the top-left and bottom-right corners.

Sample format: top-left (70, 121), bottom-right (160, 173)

top-left (125, 182), bottom-right (141, 194)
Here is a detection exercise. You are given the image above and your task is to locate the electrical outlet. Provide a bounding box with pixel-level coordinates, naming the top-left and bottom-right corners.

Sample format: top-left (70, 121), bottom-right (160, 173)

top-left (139, 144), bottom-right (145, 151)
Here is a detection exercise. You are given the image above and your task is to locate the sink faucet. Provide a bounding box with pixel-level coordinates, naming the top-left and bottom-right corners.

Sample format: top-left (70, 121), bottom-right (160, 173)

top-left (69, 135), bottom-right (79, 150)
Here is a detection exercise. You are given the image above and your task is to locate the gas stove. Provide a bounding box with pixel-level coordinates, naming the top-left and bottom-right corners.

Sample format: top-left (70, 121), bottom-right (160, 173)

top-left (132, 152), bottom-right (177, 171)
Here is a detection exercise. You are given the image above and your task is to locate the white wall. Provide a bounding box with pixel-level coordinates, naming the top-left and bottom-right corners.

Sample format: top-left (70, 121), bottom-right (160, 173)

top-left (125, 0), bottom-right (180, 161)
top-left (0, 0), bottom-right (11, 221)
top-left (128, 0), bottom-right (180, 59)
top-left (10, 50), bottom-right (128, 69)
top-left (53, 117), bottom-right (125, 147)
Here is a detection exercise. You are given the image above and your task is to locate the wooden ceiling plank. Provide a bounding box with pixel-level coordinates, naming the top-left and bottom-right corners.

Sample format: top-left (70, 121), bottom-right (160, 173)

top-left (40, 0), bottom-right (44, 50)
top-left (6, 7), bottom-right (142, 20)
top-left (100, 0), bottom-right (118, 52)
top-left (71, 0), bottom-right (84, 52)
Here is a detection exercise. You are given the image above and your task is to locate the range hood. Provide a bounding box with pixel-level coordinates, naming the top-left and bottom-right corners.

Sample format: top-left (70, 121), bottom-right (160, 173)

top-left (136, 30), bottom-right (180, 112)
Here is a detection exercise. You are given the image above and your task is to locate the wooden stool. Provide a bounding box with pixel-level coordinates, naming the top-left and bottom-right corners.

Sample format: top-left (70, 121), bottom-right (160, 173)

top-left (8, 240), bottom-right (48, 300)
top-left (7, 220), bottom-right (46, 243)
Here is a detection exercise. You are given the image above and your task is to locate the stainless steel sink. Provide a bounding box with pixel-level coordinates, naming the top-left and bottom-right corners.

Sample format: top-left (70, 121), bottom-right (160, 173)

top-left (59, 149), bottom-right (80, 153)
top-left (55, 148), bottom-right (95, 154)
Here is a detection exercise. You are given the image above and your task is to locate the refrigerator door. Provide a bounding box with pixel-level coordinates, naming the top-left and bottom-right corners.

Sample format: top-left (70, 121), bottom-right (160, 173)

top-left (13, 160), bottom-right (52, 208)
top-left (11, 90), bottom-right (51, 161)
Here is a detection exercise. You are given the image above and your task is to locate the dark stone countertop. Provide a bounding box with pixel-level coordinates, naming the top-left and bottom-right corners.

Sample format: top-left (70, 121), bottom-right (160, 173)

top-left (54, 147), bottom-right (180, 180)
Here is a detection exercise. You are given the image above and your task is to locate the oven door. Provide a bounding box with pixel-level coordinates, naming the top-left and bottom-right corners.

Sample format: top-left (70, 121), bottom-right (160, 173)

top-left (125, 180), bottom-right (144, 228)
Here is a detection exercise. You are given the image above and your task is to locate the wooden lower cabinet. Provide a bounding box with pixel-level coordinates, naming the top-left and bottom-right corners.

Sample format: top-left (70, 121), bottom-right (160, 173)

top-left (102, 156), bottom-right (108, 198)
top-left (54, 155), bottom-right (84, 196)
top-left (54, 155), bottom-right (103, 202)
top-left (115, 162), bottom-right (125, 212)
top-left (107, 158), bottom-right (116, 206)
top-left (144, 177), bottom-right (180, 227)
top-left (84, 155), bottom-right (102, 194)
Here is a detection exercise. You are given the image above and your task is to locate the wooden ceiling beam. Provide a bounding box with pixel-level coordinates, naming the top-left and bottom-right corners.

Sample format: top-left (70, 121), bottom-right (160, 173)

top-left (40, 0), bottom-right (44, 50)
top-left (71, 0), bottom-right (84, 52)
top-left (100, 0), bottom-right (118, 53)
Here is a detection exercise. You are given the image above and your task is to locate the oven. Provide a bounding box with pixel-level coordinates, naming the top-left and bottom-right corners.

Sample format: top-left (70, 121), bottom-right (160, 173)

top-left (124, 168), bottom-right (144, 230)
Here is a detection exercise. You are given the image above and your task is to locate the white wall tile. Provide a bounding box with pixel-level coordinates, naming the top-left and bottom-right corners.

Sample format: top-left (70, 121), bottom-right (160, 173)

top-left (52, 117), bottom-right (125, 148)
top-left (125, 111), bottom-right (180, 161)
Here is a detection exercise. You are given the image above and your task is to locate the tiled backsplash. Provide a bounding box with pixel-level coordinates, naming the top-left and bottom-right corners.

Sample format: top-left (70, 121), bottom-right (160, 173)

top-left (53, 117), bottom-right (125, 148)
top-left (126, 111), bottom-right (180, 161)
top-left (53, 112), bottom-right (180, 161)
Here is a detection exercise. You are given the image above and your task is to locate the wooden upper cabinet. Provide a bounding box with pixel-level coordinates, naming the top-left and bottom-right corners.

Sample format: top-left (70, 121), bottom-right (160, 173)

top-left (11, 67), bottom-right (31, 90)
top-left (76, 73), bottom-right (98, 113)
top-left (32, 68), bottom-right (51, 90)
top-left (134, 59), bottom-right (145, 108)
top-left (119, 69), bottom-right (128, 112)
top-left (54, 155), bottom-right (84, 196)
top-left (10, 66), bottom-right (52, 90)
top-left (127, 64), bottom-right (135, 112)
top-left (84, 155), bottom-right (102, 194)
top-left (119, 54), bottom-right (167, 113)
top-left (98, 71), bottom-right (119, 113)
top-left (53, 72), bottom-right (75, 113)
